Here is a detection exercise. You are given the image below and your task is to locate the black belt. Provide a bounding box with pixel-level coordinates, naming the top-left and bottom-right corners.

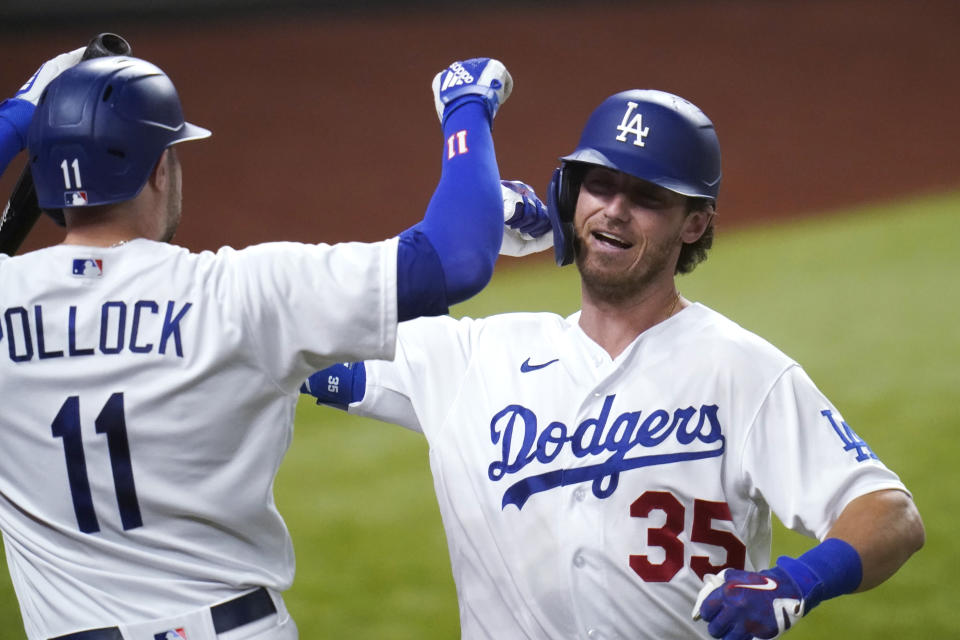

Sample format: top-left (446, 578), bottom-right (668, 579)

top-left (49, 587), bottom-right (277, 640)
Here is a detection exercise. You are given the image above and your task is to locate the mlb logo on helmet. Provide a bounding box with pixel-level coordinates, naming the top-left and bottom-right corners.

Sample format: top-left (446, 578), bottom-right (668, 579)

top-left (72, 258), bottom-right (103, 277)
top-left (65, 191), bottom-right (88, 206)
top-left (153, 628), bottom-right (187, 640)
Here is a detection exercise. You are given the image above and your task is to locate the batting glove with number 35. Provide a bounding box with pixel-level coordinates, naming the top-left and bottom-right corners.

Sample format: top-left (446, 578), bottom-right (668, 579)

top-left (692, 557), bottom-right (826, 640)
top-left (499, 180), bottom-right (553, 257)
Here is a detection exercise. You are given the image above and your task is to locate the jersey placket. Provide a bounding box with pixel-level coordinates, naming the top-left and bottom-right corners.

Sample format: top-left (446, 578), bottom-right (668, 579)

top-left (560, 350), bottom-right (625, 640)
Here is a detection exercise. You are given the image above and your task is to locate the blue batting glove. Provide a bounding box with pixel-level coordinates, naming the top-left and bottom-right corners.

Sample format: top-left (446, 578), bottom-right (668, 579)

top-left (499, 180), bottom-right (553, 257)
top-left (14, 47), bottom-right (85, 106)
top-left (432, 58), bottom-right (513, 125)
top-left (1, 47), bottom-right (85, 150)
top-left (692, 563), bottom-right (819, 640)
top-left (502, 180), bottom-right (551, 236)
top-left (694, 539), bottom-right (862, 640)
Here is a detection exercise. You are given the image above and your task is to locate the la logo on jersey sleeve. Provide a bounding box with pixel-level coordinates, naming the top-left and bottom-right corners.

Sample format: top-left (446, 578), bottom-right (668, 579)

top-left (821, 410), bottom-right (878, 462)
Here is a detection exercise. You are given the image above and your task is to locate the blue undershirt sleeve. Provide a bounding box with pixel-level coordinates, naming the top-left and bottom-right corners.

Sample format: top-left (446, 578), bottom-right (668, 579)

top-left (395, 96), bottom-right (502, 319)
top-left (396, 228), bottom-right (448, 321)
top-left (305, 97), bottom-right (503, 404)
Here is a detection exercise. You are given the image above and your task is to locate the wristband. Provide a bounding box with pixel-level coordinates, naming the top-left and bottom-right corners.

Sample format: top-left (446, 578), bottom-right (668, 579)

top-left (776, 537), bottom-right (862, 612)
top-left (301, 362), bottom-right (366, 410)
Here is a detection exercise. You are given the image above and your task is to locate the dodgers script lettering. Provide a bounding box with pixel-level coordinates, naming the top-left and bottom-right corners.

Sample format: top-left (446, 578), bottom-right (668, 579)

top-left (488, 394), bottom-right (725, 509)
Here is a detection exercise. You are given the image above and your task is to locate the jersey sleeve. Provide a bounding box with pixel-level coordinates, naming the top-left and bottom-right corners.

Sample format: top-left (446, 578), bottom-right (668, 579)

top-left (349, 315), bottom-right (475, 435)
top-left (740, 365), bottom-right (908, 540)
top-left (224, 238), bottom-right (398, 392)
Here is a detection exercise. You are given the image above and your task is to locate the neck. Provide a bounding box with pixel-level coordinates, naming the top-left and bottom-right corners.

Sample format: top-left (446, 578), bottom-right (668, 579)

top-left (60, 201), bottom-right (152, 247)
top-left (62, 229), bottom-right (142, 247)
top-left (578, 283), bottom-right (685, 359)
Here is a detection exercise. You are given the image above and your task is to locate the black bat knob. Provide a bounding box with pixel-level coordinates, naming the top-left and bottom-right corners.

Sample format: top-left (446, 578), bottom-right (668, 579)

top-left (81, 33), bottom-right (132, 61)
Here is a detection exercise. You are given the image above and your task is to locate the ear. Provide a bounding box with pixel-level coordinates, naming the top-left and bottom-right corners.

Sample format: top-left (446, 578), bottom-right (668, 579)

top-left (680, 205), bottom-right (714, 244)
top-left (148, 149), bottom-right (170, 192)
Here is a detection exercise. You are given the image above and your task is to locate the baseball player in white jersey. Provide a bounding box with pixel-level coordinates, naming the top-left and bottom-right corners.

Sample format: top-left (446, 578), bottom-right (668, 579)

top-left (0, 51), bottom-right (515, 639)
top-left (303, 90), bottom-right (925, 639)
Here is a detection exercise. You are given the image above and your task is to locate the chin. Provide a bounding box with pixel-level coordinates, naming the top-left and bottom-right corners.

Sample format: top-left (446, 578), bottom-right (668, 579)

top-left (578, 262), bottom-right (644, 303)
top-left (576, 249), bottom-right (671, 303)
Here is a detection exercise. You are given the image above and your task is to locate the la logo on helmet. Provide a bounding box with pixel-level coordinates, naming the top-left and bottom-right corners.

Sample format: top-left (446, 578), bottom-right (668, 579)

top-left (615, 101), bottom-right (650, 147)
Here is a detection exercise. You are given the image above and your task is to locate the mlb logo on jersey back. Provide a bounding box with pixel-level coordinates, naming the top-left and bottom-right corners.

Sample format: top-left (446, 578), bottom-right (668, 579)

top-left (153, 629), bottom-right (187, 640)
top-left (72, 258), bottom-right (103, 278)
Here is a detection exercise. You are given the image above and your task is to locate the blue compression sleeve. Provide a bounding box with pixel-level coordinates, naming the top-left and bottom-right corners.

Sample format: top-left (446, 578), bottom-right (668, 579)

top-left (300, 362), bottom-right (366, 410)
top-left (396, 97), bottom-right (502, 318)
top-left (0, 98), bottom-right (34, 175)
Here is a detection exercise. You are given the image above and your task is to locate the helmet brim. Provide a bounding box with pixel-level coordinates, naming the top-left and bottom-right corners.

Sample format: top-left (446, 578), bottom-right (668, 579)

top-left (561, 148), bottom-right (718, 202)
top-left (173, 121), bottom-right (212, 144)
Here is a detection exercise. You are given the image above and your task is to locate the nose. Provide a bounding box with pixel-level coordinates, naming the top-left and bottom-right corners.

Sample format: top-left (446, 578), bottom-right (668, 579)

top-left (603, 192), bottom-right (631, 222)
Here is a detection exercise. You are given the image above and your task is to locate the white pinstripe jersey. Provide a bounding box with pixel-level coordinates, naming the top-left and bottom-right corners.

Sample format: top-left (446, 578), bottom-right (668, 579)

top-left (351, 303), bottom-right (907, 640)
top-left (0, 238), bottom-right (397, 639)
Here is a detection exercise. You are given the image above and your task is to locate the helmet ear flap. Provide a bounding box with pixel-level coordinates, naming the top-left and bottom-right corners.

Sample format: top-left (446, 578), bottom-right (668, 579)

top-left (547, 166), bottom-right (576, 266)
top-left (555, 163), bottom-right (583, 223)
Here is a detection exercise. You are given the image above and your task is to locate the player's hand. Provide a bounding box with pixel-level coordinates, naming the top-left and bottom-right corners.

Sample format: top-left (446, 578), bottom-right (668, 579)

top-left (500, 180), bottom-right (553, 257)
top-left (692, 565), bottom-right (809, 639)
top-left (13, 47), bottom-right (85, 105)
top-left (432, 57), bottom-right (512, 125)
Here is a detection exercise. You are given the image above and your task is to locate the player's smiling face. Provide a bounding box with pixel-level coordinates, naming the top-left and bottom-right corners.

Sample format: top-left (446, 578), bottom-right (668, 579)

top-left (573, 166), bottom-right (693, 302)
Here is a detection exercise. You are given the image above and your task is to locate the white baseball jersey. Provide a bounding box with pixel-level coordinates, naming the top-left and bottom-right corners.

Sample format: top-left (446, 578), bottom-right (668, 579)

top-left (0, 237), bottom-right (397, 639)
top-left (351, 303), bottom-right (907, 639)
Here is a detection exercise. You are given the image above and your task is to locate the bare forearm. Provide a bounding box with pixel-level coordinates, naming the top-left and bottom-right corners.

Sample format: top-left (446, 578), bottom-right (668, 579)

top-left (826, 489), bottom-right (925, 591)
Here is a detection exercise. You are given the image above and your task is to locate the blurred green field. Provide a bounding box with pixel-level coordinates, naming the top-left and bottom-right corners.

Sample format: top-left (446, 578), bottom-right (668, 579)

top-left (1, 191), bottom-right (957, 638)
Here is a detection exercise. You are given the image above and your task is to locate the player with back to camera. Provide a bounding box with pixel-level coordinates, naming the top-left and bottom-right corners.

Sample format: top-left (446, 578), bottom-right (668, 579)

top-left (303, 89), bottom-right (925, 639)
top-left (0, 47), bottom-right (515, 639)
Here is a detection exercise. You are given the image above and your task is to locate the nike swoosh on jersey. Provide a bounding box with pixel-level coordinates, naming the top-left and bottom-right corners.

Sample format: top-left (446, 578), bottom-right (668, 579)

top-left (520, 357), bottom-right (559, 373)
top-left (731, 577), bottom-right (779, 591)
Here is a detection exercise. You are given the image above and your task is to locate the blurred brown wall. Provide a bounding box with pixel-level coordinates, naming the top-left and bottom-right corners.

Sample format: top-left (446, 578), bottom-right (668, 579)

top-left (2, 0), bottom-right (958, 253)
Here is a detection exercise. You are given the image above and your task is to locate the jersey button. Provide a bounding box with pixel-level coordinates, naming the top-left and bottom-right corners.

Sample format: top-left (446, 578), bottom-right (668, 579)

top-left (574, 487), bottom-right (586, 502)
top-left (573, 552), bottom-right (586, 568)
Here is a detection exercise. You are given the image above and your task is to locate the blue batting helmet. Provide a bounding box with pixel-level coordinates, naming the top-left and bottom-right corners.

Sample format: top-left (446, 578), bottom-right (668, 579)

top-left (27, 56), bottom-right (210, 224)
top-left (547, 89), bottom-right (721, 265)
